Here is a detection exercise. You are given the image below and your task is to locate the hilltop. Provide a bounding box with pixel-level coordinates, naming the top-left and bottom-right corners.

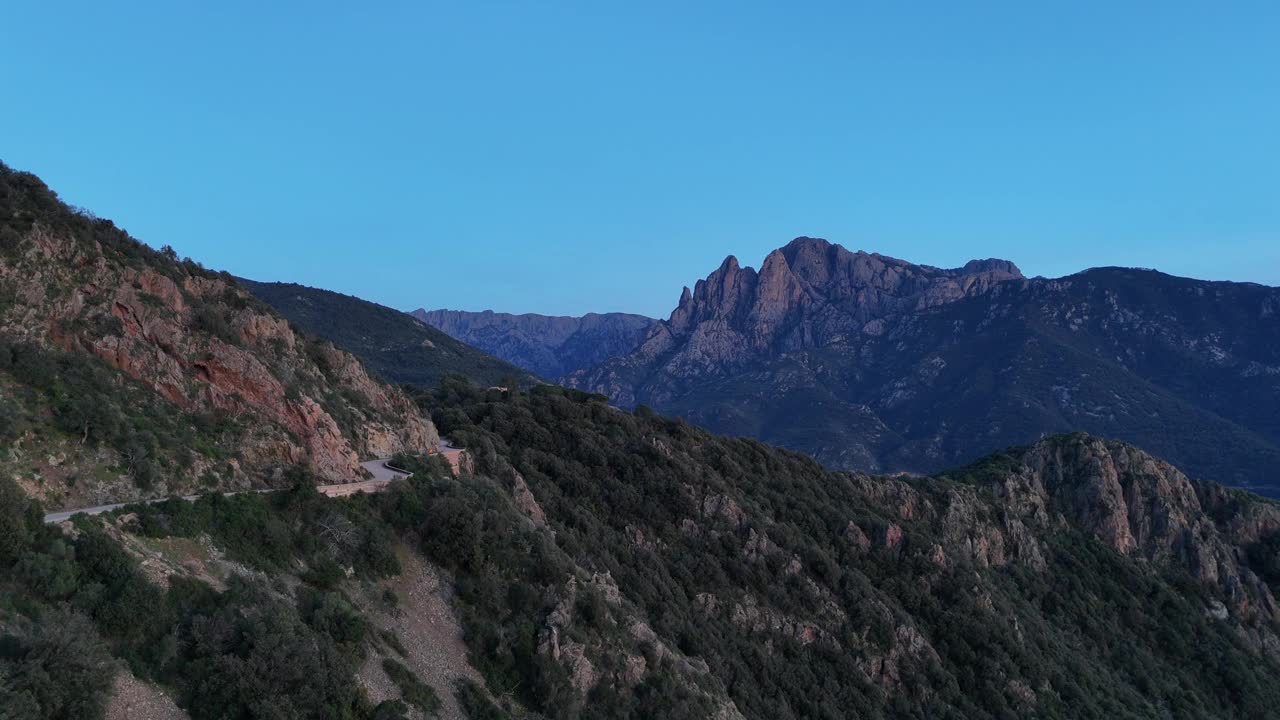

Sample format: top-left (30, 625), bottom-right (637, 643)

top-left (243, 280), bottom-right (538, 388)
top-left (0, 162), bottom-right (436, 509)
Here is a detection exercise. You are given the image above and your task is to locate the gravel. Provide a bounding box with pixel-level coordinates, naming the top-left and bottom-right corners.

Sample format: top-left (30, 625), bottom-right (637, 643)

top-left (105, 672), bottom-right (188, 720)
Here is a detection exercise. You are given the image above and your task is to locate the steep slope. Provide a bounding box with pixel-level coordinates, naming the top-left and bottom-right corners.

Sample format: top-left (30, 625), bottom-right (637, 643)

top-left (242, 280), bottom-right (538, 388)
top-left (413, 308), bottom-right (655, 378)
top-left (6, 379), bottom-right (1280, 718)
top-left (570, 237), bottom-right (1280, 496)
top-left (0, 471), bottom-right (503, 720)
top-left (399, 383), bottom-right (1280, 719)
top-left (0, 162), bottom-right (436, 508)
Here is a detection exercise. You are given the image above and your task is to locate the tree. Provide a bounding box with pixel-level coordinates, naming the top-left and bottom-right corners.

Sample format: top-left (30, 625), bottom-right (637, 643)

top-left (0, 477), bottom-right (38, 564)
top-left (0, 611), bottom-right (116, 720)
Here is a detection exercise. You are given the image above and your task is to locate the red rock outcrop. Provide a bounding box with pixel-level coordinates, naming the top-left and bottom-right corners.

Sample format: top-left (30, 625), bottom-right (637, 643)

top-left (594, 237), bottom-right (1023, 384)
top-left (1, 221), bottom-right (437, 485)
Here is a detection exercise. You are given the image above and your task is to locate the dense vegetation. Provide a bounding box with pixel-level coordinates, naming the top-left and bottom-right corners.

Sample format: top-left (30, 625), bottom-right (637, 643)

top-left (0, 472), bottom-right (451, 720)
top-left (243, 279), bottom-right (538, 389)
top-left (0, 337), bottom-right (242, 488)
top-left (5, 162), bottom-right (1280, 718)
top-left (399, 380), bottom-right (1280, 719)
top-left (0, 162), bottom-right (220, 282)
top-left (3, 378), bottom-right (1279, 718)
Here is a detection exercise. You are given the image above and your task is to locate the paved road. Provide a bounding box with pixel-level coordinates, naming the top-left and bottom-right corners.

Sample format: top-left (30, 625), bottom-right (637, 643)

top-left (43, 458), bottom-right (410, 523)
top-left (43, 497), bottom-right (192, 524)
top-left (42, 444), bottom-right (464, 524)
top-left (361, 458), bottom-right (413, 482)
top-left (437, 441), bottom-right (466, 474)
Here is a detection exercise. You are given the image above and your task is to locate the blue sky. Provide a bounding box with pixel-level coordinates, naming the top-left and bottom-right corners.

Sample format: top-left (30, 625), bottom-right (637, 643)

top-left (2, 2), bottom-right (1277, 318)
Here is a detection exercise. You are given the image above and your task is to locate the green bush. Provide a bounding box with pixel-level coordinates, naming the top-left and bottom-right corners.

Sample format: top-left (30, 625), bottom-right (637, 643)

top-left (297, 586), bottom-right (370, 653)
top-left (382, 657), bottom-right (441, 716)
top-left (0, 611), bottom-right (116, 720)
top-left (455, 679), bottom-right (507, 720)
top-left (174, 578), bottom-right (368, 720)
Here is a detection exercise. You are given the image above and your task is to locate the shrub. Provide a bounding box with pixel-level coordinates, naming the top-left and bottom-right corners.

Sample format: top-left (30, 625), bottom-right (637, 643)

top-left (382, 657), bottom-right (441, 716)
top-left (297, 586), bottom-right (370, 653)
top-left (0, 611), bottom-right (116, 720)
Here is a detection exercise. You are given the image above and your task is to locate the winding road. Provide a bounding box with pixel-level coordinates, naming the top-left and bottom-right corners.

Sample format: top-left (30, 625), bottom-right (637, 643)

top-left (43, 498), bottom-right (195, 525)
top-left (42, 442), bottom-right (467, 524)
top-left (323, 458), bottom-right (414, 498)
top-left (42, 462), bottom-right (406, 523)
top-left (361, 458), bottom-right (412, 482)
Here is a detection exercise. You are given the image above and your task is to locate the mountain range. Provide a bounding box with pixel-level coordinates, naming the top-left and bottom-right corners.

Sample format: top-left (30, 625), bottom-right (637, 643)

top-left (412, 308), bottom-right (655, 379)
top-left (4, 161), bottom-right (1280, 719)
top-left (567, 237), bottom-right (1280, 497)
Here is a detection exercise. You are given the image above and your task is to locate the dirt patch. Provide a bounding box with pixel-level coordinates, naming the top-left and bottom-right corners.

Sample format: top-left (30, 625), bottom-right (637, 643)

top-left (105, 671), bottom-right (188, 720)
top-left (353, 544), bottom-right (491, 720)
top-left (357, 653), bottom-right (402, 710)
top-left (3, 430), bottom-right (136, 510)
top-left (103, 520), bottom-right (241, 590)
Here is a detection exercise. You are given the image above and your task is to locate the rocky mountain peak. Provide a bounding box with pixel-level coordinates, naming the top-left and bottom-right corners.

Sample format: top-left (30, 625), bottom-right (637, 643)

top-left (569, 234), bottom-right (1280, 498)
top-left (954, 257), bottom-right (1023, 278)
top-left (661, 237), bottom-right (1024, 355)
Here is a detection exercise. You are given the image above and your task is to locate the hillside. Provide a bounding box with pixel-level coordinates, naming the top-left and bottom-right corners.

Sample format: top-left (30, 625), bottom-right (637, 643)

top-left (403, 384), bottom-right (1280, 718)
top-left (6, 382), bottom-right (1280, 719)
top-left (243, 280), bottom-right (538, 388)
top-left (569, 237), bottom-right (1280, 496)
top-left (0, 162), bottom-right (437, 510)
top-left (413, 308), bottom-right (655, 378)
top-left (5, 164), bottom-right (1279, 719)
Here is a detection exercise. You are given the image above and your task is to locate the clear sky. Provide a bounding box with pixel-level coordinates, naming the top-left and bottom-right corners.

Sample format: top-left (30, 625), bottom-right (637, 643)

top-left (2, 2), bottom-right (1277, 318)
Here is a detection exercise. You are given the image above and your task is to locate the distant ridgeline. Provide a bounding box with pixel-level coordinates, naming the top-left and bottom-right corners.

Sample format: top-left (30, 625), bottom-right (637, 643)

top-left (568, 237), bottom-right (1280, 497)
top-left (412, 307), bottom-right (656, 379)
top-left (3, 162), bottom-right (1280, 719)
top-left (242, 279), bottom-right (538, 388)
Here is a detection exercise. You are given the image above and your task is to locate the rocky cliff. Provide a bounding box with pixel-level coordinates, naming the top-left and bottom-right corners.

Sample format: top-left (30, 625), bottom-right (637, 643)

top-left (0, 163), bottom-right (436, 504)
top-left (569, 237), bottom-right (1280, 496)
top-left (413, 308), bottom-right (655, 379)
top-left (619, 237), bottom-right (1022, 383)
top-left (941, 434), bottom-right (1280, 627)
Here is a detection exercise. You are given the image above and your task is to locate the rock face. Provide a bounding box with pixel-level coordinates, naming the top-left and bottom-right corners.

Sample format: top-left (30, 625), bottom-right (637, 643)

top-left (962, 434), bottom-right (1280, 622)
top-left (570, 237), bottom-right (1023, 408)
top-left (819, 432), bottom-right (1280, 630)
top-left (412, 308), bottom-right (655, 379)
top-left (569, 236), bottom-right (1280, 496)
top-left (0, 164), bottom-right (436, 490)
top-left (708, 432), bottom-right (1280, 671)
top-left (636, 238), bottom-right (1022, 379)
